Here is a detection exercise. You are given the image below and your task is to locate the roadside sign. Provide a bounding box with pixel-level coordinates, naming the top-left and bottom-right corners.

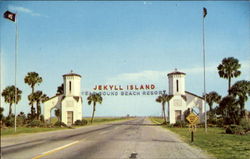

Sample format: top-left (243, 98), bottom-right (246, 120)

top-left (186, 112), bottom-right (199, 124)
top-left (186, 112), bottom-right (199, 143)
top-left (188, 124), bottom-right (197, 132)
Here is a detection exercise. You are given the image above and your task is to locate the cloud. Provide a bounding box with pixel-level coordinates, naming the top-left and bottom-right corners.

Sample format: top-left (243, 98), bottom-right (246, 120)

top-left (106, 59), bottom-right (250, 84)
top-left (8, 6), bottom-right (46, 17)
top-left (106, 70), bottom-right (169, 84)
top-left (143, 1), bottom-right (152, 5)
top-left (241, 59), bottom-right (250, 80)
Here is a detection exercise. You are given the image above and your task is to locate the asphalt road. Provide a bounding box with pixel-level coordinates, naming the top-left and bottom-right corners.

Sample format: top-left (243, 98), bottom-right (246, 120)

top-left (1, 118), bottom-right (213, 159)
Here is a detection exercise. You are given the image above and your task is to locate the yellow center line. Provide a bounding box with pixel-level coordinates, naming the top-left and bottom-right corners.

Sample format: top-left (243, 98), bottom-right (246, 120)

top-left (99, 130), bottom-right (109, 135)
top-left (32, 141), bottom-right (79, 159)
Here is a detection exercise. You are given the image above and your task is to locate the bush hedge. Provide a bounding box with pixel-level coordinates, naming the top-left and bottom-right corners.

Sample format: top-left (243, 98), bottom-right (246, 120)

top-left (28, 120), bottom-right (43, 127)
top-left (239, 119), bottom-right (250, 132)
top-left (173, 120), bottom-right (187, 128)
top-left (5, 115), bottom-right (15, 127)
top-left (226, 125), bottom-right (245, 135)
top-left (54, 121), bottom-right (67, 127)
top-left (74, 119), bottom-right (88, 126)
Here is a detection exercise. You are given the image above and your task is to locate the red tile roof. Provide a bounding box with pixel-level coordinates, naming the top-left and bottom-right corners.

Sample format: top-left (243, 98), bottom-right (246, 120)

top-left (63, 73), bottom-right (81, 78)
top-left (167, 70), bottom-right (186, 76)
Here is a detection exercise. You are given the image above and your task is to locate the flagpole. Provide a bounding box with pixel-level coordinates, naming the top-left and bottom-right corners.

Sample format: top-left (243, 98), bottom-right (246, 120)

top-left (202, 9), bottom-right (207, 133)
top-left (0, 11), bottom-right (2, 159)
top-left (14, 12), bottom-right (18, 133)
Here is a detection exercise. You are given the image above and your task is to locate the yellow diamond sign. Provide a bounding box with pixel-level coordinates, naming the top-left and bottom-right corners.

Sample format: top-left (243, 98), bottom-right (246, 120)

top-left (186, 112), bottom-right (199, 124)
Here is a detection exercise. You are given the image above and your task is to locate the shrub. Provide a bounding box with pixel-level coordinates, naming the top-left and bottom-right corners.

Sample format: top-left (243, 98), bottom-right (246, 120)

top-left (207, 118), bottom-right (217, 125)
top-left (43, 122), bottom-right (53, 128)
top-left (74, 119), bottom-right (88, 126)
top-left (28, 120), bottom-right (43, 127)
top-left (168, 124), bottom-right (174, 128)
top-left (173, 120), bottom-right (187, 128)
top-left (239, 119), bottom-right (250, 132)
top-left (40, 115), bottom-right (45, 123)
top-left (216, 118), bottom-right (224, 127)
top-left (226, 125), bottom-right (245, 135)
top-left (54, 121), bottom-right (67, 127)
top-left (16, 116), bottom-right (26, 126)
top-left (5, 115), bottom-right (15, 127)
top-left (26, 113), bottom-right (33, 123)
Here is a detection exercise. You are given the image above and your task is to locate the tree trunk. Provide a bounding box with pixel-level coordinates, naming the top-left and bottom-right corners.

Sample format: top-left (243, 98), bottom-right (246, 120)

top-left (209, 104), bottom-right (212, 112)
top-left (91, 103), bottom-right (96, 124)
top-left (37, 101), bottom-right (41, 120)
top-left (162, 103), bottom-right (167, 124)
top-left (228, 77), bottom-right (231, 94)
top-left (31, 87), bottom-right (35, 117)
top-left (162, 106), bottom-right (164, 119)
top-left (9, 104), bottom-right (12, 116)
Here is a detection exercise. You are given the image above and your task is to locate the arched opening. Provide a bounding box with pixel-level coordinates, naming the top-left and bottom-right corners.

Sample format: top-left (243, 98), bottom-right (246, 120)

top-left (192, 107), bottom-right (200, 115)
top-left (50, 107), bottom-right (60, 124)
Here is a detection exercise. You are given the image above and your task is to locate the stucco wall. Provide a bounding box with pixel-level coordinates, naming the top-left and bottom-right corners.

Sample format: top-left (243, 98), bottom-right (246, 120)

top-left (44, 95), bottom-right (63, 121)
top-left (169, 95), bottom-right (186, 124)
top-left (61, 97), bottom-right (82, 125)
top-left (186, 92), bottom-right (205, 122)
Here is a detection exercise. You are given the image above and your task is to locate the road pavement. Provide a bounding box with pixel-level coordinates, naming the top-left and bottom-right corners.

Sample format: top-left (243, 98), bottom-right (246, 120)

top-left (1, 118), bottom-right (213, 159)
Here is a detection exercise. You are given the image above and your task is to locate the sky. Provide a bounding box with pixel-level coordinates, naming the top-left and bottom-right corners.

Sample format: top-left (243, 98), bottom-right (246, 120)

top-left (0, 1), bottom-right (249, 117)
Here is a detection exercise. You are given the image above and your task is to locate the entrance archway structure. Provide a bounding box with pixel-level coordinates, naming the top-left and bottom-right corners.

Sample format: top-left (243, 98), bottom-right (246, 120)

top-left (43, 69), bottom-right (204, 125)
top-left (44, 72), bottom-right (82, 126)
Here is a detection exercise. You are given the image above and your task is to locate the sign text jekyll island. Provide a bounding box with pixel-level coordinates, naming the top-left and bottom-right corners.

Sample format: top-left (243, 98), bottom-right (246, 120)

top-left (82, 84), bottom-right (167, 96)
top-left (93, 84), bottom-right (155, 91)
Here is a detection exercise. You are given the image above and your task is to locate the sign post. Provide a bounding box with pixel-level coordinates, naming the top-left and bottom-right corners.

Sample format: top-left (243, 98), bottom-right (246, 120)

top-left (186, 112), bottom-right (199, 143)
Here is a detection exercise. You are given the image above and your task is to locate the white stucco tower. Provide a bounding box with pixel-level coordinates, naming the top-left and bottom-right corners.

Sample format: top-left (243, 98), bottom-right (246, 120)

top-left (44, 72), bottom-right (83, 126)
top-left (167, 69), bottom-right (187, 123)
top-left (61, 72), bottom-right (82, 125)
top-left (167, 69), bottom-right (205, 124)
top-left (168, 69), bottom-right (186, 96)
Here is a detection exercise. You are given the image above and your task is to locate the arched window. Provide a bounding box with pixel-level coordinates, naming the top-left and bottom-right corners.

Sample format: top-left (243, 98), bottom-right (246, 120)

top-left (69, 81), bottom-right (72, 92)
top-left (176, 80), bottom-right (179, 92)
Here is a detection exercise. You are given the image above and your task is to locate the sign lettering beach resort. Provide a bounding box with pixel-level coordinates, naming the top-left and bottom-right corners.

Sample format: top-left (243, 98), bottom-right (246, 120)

top-left (82, 84), bottom-right (167, 96)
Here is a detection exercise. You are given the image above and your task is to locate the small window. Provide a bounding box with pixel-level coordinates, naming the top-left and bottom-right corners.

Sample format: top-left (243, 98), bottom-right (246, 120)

top-left (176, 80), bottom-right (179, 92)
top-left (69, 81), bottom-right (72, 92)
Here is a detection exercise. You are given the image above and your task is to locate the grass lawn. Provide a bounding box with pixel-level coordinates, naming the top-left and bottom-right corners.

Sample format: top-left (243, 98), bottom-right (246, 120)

top-left (150, 117), bottom-right (250, 159)
top-left (1, 127), bottom-right (67, 136)
top-left (83, 117), bottom-right (133, 125)
top-left (1, 117), bottom-right (133, 136)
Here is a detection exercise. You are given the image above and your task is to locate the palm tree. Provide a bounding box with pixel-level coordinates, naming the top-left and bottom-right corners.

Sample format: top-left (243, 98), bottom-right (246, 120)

top-left (217, 57), bottom-right (241, 93)
top-left (229, 80), bottom-right (250, 118)
top-left (219, 95), bottom-right (241, 125)
top-left (156, 94), bottom-right (171, 124)
top-left (29, 91), bottom-right (49, 120)
top-left (0, 107), bottom-right (4, 127)
top-left (1, 85), bottom-right (22, 116)
top-left (203, 91), bottom-right (221, 112)
top-left (40, 93), bottom-right (49, 120)
top-left (87, 93), bottom-right (103, 124)
top-left (24, 72), bottom-right (43, 118)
